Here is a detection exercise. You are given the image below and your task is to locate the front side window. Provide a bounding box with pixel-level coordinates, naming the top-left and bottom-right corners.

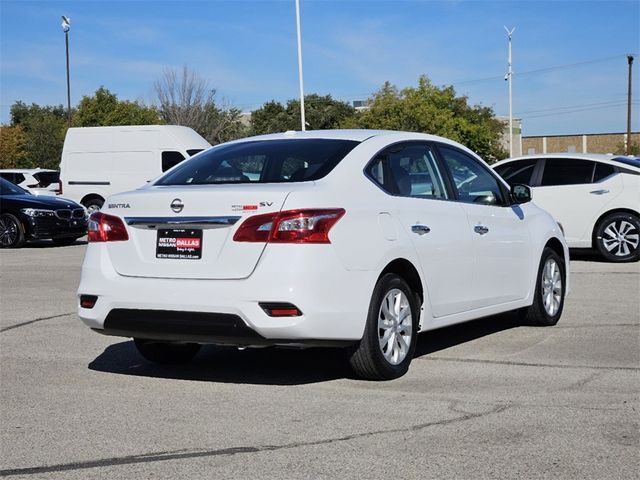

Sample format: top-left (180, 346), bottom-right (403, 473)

top-left (365, 143), bottom-right (448, 199)
top-left (161, 151), bottom-right (186, 172)
top-left (540, 159), bottom-right (595, 186)
top-left (157, 139), bottom-right (359, 185)
top-left (438, 146), bottom-right (505, 206)
top-left (494, 159), bottom-right (538, 186)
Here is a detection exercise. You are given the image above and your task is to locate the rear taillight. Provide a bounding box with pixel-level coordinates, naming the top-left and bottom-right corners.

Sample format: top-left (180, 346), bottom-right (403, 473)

top-left (233, 209), bottom-right (345, 244)
top-left (88, 212), bottom-right (129, 242)
top-left (56, 180), bottom-right (63, 195)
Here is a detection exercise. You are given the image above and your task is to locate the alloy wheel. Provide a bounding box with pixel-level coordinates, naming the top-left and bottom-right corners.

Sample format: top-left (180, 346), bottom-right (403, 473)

top-left (378, 288), bottom-right (413, 365)
top-left (541, 258), bottom-right (562, 317)
top-left (601, 220), bottom-right (640, 257)
top-left (0, 216), bottom-right (19, 247)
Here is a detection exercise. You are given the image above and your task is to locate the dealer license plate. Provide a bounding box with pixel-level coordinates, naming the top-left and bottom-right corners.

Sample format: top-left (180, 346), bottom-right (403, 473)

top-left (156, 229), bottom-right (203, 260)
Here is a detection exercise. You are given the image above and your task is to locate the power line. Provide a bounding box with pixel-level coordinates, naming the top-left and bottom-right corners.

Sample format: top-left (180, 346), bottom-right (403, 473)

top-left (520, 101), bottom-right (639, 119)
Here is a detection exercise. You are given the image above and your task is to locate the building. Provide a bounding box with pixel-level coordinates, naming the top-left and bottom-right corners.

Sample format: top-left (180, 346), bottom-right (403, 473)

top-left (521, 132), bottom-right (639, 156)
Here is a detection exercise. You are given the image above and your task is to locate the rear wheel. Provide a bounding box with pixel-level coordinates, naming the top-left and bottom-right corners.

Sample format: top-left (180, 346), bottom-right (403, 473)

top-left (348, 273), bottom-right (418, 380)
top-left (521, 247), bottom-right (565, 326)
top-left (0, 214), bottom-right (25, 248)
top-left (134, 339), bottom-right (201, 364)
top-left (595, 212), bottom-right (640, 262)
top-left (82, 197), bottom-right (104, 214)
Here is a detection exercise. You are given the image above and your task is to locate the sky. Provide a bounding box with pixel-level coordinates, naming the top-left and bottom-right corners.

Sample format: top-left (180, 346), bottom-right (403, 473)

top-left (1, 0), bottom-right (638, 136)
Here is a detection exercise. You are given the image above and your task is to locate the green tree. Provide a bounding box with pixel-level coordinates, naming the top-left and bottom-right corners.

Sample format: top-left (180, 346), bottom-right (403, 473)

top-left (250, 94), bottom-right (356, 135)
top-left (344, 76), bottom-right (507, 161)
top-left (9, 101), bottom-right (68, 169)
top-left (0, 125), bottom-right (27, 168)
top-left (73, 87), bottom-right (161, 126)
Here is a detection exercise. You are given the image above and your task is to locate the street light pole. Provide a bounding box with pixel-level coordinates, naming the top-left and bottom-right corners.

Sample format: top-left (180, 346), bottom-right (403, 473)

top-left (62, 16), bottom-right (71, 127)
top-left (505, 26), bottom-right (515, 157)
top-left (295, 0), bottom-right (306, 131)
top-left (627, 55), bottom-right (634, 155)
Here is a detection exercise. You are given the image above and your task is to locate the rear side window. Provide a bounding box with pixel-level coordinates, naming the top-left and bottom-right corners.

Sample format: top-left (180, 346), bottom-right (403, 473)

top-left (156, 139), bottom-right (359, 185)
top-left (33, 172), bottom-right (60, 187)
top-left (540, 159), bottom-right (596, 186)
top-left (366, 143), bottom-right (448, 199)
top-left (494, 159), bottom-right (538, 186)
top-left (593, 162), bottom-right (615, 182)
top-left (162, 151), bottom-right (186, 172)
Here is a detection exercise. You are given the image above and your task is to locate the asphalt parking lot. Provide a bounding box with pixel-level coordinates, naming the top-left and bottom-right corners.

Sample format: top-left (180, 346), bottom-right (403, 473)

top-left (0, 242), bottom-right (638, 479)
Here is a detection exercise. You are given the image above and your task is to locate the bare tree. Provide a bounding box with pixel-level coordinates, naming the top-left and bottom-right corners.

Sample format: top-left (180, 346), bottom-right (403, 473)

top-left (154, 65), bottom-right (247, 144)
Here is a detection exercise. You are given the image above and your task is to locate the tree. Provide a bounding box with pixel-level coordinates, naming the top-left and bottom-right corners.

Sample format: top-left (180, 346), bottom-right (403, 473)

top-left (154, 65), bottom-right (247, 144)
top-left (0, 125), bottom-right (27, 169)
top-left (73, 87), bottom-right (161, 126)
top-left (9, 101), bottom-right (68, 169)
top-left (250, 94), bottom-right (356, 135)
top-left (343, 76), bottom-right (507, 161)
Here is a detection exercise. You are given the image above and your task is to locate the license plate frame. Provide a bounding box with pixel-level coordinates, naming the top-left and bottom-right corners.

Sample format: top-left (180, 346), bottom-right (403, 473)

top-left (156, 229), bottom-right (203, 260)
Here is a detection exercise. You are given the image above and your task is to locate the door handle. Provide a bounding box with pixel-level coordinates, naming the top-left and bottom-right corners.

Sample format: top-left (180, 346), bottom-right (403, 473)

top-left (590, 189), bottom-right (609, 195)
top-left (474, 225), bottom-right (489, 235)
top-left (411, 224), bottom-right (431, 235)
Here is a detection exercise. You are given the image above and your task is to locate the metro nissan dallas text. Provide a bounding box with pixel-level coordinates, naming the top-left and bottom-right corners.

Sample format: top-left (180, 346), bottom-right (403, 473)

top-left (78, 130), bottom-right (569, 380)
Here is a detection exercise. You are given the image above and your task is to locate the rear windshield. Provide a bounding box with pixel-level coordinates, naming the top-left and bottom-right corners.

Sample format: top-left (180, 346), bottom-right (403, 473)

top-left (156, 139), bottom-right (359, 185)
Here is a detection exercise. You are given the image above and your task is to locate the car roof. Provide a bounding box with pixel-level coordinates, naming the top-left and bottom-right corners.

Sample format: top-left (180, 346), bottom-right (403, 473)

top-left (222, 129), bottom-right (474, 151)
top-left (493, 153), bottom-right (640, 172)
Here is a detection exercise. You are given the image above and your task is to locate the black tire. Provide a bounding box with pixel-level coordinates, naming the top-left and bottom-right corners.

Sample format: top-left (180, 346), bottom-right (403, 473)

top-left (0, 213), bottom-right (25, 248)
top-left (134, 338), bottom-right (201, 364)
top-left (594, 212), bottom-right (640, 263)
top-left (83, 197), bottom-right (104, 214)
top-left (348, 273), bottom-right (419, 380)
top-left (52, 237), bottom-right (81, 246)
top-left (521, 247), bottom-right (566, 326)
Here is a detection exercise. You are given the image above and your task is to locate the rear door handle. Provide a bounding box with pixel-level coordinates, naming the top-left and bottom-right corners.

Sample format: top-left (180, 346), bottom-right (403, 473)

top-left (590, 189), bottom-right (609, 195)
top-left (474, 225), bottom-right (489, 235)
top-left (411, 224), bottom-right (431, 235)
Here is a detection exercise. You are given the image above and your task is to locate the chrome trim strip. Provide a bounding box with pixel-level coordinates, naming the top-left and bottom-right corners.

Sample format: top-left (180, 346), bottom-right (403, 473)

top-left (124, 216), bottom-right (241, 230)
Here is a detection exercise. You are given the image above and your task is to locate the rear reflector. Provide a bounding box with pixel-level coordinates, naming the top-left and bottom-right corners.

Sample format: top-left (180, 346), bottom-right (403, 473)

top-left (88, 212), bottom-right (129, 242)
top-left (80, 295), bottom-right (98, 309)
top-left (233, 209), bottom-right (345, 244)
top-left (260, 303), bottom-right (302, 317)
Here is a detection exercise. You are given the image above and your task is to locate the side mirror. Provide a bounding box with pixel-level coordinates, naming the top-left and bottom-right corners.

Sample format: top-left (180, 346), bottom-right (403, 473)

top-left (511, 184), bottom-right (532, 204)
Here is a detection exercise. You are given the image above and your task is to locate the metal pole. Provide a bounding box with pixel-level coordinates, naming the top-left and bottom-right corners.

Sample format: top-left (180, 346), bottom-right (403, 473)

top-left (505, 27), bottom-right (515, 157)
top-left (295, 0), bottom-right (306, 131)
top-left (65, 30), bottom-right (71, 127)
top-left (627, 55), bottom-right (634, 155)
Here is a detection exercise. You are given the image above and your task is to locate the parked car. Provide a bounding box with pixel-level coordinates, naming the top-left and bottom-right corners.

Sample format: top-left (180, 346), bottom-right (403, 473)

top-left (0, 168), bottom-right (60, 196)
top-left (77, 130), bottom-right (568, 380)
top-left (59, 125), bottom-right (211, 213)
top-left (0, 177), bottom-right (87, 248)
top-left (493, 154), bottom-right (640, 262)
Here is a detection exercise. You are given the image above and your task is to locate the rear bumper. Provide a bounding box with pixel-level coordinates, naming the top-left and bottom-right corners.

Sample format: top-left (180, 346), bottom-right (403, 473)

top-left (78, 243), bottom-right (376, 344)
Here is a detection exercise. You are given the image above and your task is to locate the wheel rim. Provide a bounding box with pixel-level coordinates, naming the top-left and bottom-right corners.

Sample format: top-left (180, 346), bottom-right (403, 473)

top-left (541, 258), bottom-right (562, 317)
top-left (601, 220), bottom-right (639, 257)
top-left (378, 288), bottom-right (412, 365)
top-left (86, 204), bottom-right (101, 214)
top-left (0, 216), bottom-right (19, 247)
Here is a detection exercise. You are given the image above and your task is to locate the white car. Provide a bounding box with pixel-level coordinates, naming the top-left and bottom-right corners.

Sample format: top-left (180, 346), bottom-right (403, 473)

top-left (0, 168), bottom-right (60, 196)
top-left (78, 130), bottom-right (569, 380)
top-left (493, 154), bottom-right (640, 262)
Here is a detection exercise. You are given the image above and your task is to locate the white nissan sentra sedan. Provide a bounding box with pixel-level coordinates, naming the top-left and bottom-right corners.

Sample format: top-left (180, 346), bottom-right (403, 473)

top-left (78, 130), bottom-right (569, 380)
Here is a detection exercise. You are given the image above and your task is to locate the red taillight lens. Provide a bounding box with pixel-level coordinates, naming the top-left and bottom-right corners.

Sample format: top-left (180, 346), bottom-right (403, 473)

top-left (88, 212), bottom-right (129, 242)
top-left (233, 209), bottom-right (345, 244)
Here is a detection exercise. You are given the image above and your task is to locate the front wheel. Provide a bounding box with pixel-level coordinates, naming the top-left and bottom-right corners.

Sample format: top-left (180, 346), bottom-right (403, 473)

top-left (348, 274), bottom-right (419, 380)
top-left (83, 197), bottom-right (104, 214)
top-left (134, 339), bottom-right (201, 364)
top-left (521, 247), bottom-right (566, 326)
top-left (595, 213), bottom-right (640, 262)
top-left (0, 214), bottom-right (25, 248)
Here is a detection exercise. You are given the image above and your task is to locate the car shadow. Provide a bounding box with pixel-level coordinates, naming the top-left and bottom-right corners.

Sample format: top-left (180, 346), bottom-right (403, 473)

top-left (569, 249), bottom-right (608, 263)
top-left (23, 239), bottom-right (87, 248)
top-left (88, 312), bottom-right (522, 385)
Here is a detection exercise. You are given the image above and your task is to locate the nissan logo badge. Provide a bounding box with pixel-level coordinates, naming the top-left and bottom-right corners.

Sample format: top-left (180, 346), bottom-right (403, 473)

top-left (170, 198), bottom-right (184, 213)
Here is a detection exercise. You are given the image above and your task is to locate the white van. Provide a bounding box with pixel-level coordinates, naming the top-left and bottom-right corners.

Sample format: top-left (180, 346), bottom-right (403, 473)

top-left (59, 125), bottom-right (211, 211)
